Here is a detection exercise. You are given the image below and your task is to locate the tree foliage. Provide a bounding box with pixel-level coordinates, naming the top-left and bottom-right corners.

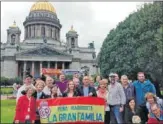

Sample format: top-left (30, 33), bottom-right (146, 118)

top-left (98, 2), bottom-right (163, 83)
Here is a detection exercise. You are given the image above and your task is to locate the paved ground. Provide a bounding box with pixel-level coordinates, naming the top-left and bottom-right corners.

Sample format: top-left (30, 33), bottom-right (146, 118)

top-left (1, 95), bottom-right (15, 100)
top-left (1, 95), bottom-right (8, 100)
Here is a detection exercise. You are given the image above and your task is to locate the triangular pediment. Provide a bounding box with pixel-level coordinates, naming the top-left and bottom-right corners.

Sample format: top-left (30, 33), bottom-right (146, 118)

top-left (16, 45), bottom-right (71, 57)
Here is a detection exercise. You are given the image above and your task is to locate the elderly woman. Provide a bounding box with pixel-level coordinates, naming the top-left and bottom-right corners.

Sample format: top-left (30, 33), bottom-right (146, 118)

top-left (145, 93), bottom-right (163, 117)
top-left (14, 86), bottom-right (36, 124)
top-left (33, 79), bottom-right (49, 124)
top-left (33, 79), bottom-right (49, 99)
top-left (97, 79), bottom-right (110, 124)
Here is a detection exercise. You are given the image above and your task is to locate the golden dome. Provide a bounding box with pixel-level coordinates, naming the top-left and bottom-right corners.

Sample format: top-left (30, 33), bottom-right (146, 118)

top-left (9, 21), bottom-right (17, 28)
top-left (30, 0), bottom-right (56, 13)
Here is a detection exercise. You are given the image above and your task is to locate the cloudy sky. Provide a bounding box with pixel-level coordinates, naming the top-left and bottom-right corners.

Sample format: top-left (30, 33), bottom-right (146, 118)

top-left (1, 2), bottom-right (145, 54)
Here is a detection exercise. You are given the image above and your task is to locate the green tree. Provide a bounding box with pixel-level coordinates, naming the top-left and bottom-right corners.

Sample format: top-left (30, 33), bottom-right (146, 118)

top-left (98, 2), bottom-right (163, 84)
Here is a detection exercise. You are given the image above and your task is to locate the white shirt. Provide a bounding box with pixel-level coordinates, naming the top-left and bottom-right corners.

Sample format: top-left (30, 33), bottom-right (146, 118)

top-left (43, 86), bottom-right (51, 96)
top-left (16, 84), bottom-right (35, 102)
top-left (13, 83), bottom-right (17, 90)
top-left (43, 86), bottom-right (62, 96)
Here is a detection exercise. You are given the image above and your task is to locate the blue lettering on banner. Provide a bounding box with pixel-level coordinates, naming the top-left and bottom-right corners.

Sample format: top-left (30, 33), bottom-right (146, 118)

top-left (53, 114), bottom-right (57, 122)
top-left (54, 113), bottom-right (103, 122)
top-left (97, 113), bottom-right (103, 121)
top-left (85, 113), bottom-right (93, 121)
top-left (48, 114), bottom-right (57, 122)
top-left (59, 114), bottom-right (62, 122)
top-left (79, 113), bottom-right (85, 121)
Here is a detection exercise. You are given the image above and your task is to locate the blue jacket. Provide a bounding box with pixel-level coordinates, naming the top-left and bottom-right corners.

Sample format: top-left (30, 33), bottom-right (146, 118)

top-left (132, 80), bottom-right (156, 106)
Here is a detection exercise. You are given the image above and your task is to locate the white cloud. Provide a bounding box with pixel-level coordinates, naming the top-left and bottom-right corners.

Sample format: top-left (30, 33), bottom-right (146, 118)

top-left (1, 2), bottom-right (145, 54)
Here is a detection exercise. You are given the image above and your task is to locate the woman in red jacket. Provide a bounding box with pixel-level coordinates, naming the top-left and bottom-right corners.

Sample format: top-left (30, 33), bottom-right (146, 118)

top-left (14, 86), bottom-right (36, 124)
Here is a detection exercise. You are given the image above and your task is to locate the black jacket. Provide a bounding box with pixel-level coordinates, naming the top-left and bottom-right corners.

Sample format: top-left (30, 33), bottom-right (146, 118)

top-left (32, 91), bottom-right (50, 99)
top-left (76, 85), bottom-right (97, 97)
top-left (62, 90), bottom-right (79, 97)
top-left (124, 106), bottom-right (141, 123)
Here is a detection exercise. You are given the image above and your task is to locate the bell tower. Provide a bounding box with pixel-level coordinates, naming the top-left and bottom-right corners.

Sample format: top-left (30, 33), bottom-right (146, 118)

top-left (66, 25), bottom-right (78, 49)
top-left (7, 21), bottom-right (21, 45)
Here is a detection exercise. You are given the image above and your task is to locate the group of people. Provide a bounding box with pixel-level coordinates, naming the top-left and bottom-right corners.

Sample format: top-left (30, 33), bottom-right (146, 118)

top-left (14, 72), bottom-right (163, 124)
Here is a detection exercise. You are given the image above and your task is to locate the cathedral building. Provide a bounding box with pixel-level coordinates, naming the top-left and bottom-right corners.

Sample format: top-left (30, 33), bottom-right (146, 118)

top-left (1, 1), bottom-right (97, 79)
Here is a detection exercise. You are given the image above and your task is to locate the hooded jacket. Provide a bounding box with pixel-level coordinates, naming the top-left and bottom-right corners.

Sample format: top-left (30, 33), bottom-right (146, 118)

top-left (132, 80), bottom-right (156, 106)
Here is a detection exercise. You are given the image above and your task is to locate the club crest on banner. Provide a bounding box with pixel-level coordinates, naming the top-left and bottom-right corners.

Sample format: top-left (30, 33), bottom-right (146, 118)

top-left (38, 101), bottom-right (51, 119)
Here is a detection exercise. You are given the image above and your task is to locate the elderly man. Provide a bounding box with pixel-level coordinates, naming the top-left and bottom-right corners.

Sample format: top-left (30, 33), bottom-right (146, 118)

top-left (43, 76), bottom-right (54, 95)
top-left (147, 104), bottom-right (163, 123)
top-left (121, 75), bottom-right (135, 102)
top-left (16, 74), bottom-right (35, 102)
top-left (108, 73), bottom-right (126, 124)
top-left (43, 76), bottom-right (61, 96)
top-left (77, 76), bottom-right (97, 97)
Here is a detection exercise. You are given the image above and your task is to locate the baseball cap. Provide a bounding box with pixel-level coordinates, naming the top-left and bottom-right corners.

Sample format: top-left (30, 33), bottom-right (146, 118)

top-left (109, 73), bottom-right (116, 77)
top-left (25, 74), bottom-right (33, 79)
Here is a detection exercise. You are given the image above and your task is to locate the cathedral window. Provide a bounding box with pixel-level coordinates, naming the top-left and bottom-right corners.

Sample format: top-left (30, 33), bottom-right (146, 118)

top-left (50, 27), bottom-right (53, 38)
top-left (71, 38), bottom-right (75, 48)
top-left (55, 28), bottom-right (57, 40)
top-left (41, 26), bottom-right (45, 37)
top-left (11, 34), bottom-right (16, 45)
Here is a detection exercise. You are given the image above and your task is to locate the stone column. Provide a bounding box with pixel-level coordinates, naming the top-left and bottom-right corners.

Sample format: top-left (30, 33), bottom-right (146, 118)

top-left (38, 24), bottom-right (41, 37)
top-left (24, 27), bottom-right (26, 39)
top-left (54, 28), bottom-right (57, 40)
top-left (45, 25), bottom-right (47, 37)
top-left (29, 25), bottom-right (31, 38)
top-left (55, 62), bottom-right (57, 69)
top-left (48, 61), bottom-right (50, 68)
top-left (51, 27), bottom-right (54, 38)
top-left (35, 24), bottom-right (37, 37)
top-left (40, 61), bottom-right (42, 76)
top-left (23, 61), bottom-right (27, 79)
top-left (31, 25), bottom-right (34, 38)
top-left (28, 26), bottom-right (30, 38)
top-left (16, 61), bottom-right (18, 77)
top-left (62, 62), bottom-right (65, 69)
top-left (58, 30), bottom-right (60, 41)
top-left (33, 25), bottom-right (35, 37)
top-left (32, 61), bottom-right (35, 77)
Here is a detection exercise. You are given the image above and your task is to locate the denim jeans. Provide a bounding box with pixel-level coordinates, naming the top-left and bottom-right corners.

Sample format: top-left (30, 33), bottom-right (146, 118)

top-left (110, 105), bottom-right (123, 124)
